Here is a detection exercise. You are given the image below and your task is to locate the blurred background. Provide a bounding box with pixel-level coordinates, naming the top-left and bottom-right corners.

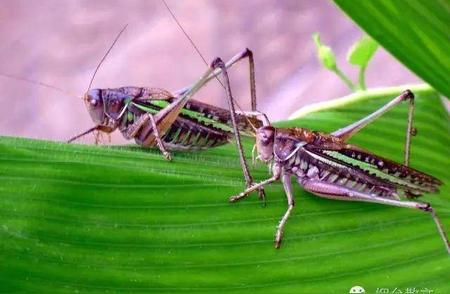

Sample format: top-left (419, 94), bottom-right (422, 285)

top-left (0, 0), bottom-right (421, 143)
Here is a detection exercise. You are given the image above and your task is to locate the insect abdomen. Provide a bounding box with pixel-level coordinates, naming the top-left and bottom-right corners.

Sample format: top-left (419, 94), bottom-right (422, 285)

top-left (161, 117), bottom-right (230, 150)
top-left (287, 149), bottom-right (398, 198)
top-left (170, 98), bottom-right (262, 135)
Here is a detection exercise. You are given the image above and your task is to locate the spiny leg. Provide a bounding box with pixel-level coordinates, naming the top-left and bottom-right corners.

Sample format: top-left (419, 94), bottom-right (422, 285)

top-left (174, 48), bottom-right (257, 110)
top-left (122, 113), bottom-right (171, 160)
top-left (152, 2), bottom-right (258, 112)
top-left (123, 113), bottom-right (150, 139)
top-left (124, 65), bottom-right (215, 159)
top-left (230, 163), bottom-right (281, 202)
top-left (404, 96), bottom-right (415, 166)
top-left (229, 175), bottom-right (279, 203)
top-left (275, 173), bottom-right (296, 249)
top-left (242, 48), bottom-right (257, 111)
top-left (332, 90), bottom-right (416, 166)
top-left (137, 65), bottom-right (215, 154)
top-left (177, 50), bottom-right (266, 201)
top-left (301, 179), bottom-right (450, 254)
top-left (69, 102), bottom-right (131, 144)
top-left (147, 113), bottom-right (171, 161)
top-left (67, 126), bottom-right (100, 143)
top-left (94, 130), bottom-right (101, 145)
top-left (209, 49), bottom-right (257, 111)
top-left (94, 130), bottom-right (111, 145)
top-left (239, 49), bottom-right (266, 202)
top-left (210, 57), bottom-right (266, 201)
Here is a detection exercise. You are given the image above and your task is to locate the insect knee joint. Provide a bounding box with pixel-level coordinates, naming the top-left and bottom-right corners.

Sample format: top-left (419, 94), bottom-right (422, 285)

top-left (417, 202), bottom-right (432, 212)
top-left (211, 57), bottom-right (225, 69)
top-left (402, 89), bottom-right (415, 101)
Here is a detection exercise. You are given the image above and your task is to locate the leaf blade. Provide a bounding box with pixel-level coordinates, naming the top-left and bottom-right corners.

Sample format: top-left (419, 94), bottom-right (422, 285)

top-left (334, 0), bottom-right (450, 97)
top-left (347, 35), bottom-right (378, 67)
top-left (1, 87), bottom-right (449, 292)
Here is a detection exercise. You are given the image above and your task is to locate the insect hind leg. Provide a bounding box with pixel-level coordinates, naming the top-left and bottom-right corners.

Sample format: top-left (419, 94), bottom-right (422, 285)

top-left (174, 48), bottom-right (258, 111)
top-left (331, 90), bottom-right (415, 166)
top-left (210, 57), bottom-right (266, 202)
top-left (131, 113), bottom-right (171, 160)
top-left (301, 179), bottom-right (450, 254)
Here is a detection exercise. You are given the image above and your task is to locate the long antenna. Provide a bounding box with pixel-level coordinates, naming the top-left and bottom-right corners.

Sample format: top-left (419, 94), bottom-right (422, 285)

top-left (162, 0), bottom-right (229, 89)
top-left (162, 1), bottom-right (252, 113)
top-left (162, 0), bottom-right (260, 135)
top-left (86, 24), bottom-right (128, 92)
top-left (0, 73), bottom-right (79, 99)
top-left (162, 0), bottom-right (209, 67)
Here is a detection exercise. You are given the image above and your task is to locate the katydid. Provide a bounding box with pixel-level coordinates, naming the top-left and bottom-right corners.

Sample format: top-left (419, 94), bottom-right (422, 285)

top-left (68, 48), bottom-right (262, 160)
top-left (211, 57), bottom-right (449, 252)
top-left (0, 19), bottom-right (267, 198)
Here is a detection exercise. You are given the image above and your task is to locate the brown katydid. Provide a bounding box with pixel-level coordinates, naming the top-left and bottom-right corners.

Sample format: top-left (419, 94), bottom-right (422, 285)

top-left (0, 26), bottom-right (262, 156)
top-left (211, 59), bottom-right (449, 252)
top-left (63, 1), bottom-right (260, 163)
top-left (64, 24), bottom-right (260, 156)
top-left (69, 48), bottom-right (262, 160)
top-left (0, 18), bottom-right (266, 199)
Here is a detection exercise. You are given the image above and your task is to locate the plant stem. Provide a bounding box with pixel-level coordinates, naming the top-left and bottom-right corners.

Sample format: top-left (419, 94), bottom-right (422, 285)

top-left (333, 67), bottom-right (357, 91)
top-left (359, 65), bottom-right (367, 90)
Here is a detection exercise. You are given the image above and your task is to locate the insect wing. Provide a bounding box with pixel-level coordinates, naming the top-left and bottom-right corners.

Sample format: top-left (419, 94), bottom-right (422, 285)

top-left (306, 144), bottom-right (441, 198)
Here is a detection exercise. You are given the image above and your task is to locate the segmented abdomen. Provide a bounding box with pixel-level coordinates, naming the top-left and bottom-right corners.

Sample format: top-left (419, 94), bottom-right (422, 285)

top-left (168, 98), bottom-right (262, 135)
top-left (123, 101), bottom-right (231, 150)
top-left (284, 146), bottom-right (439, 199)
top-left (161, 115), bottom-right (231, 150)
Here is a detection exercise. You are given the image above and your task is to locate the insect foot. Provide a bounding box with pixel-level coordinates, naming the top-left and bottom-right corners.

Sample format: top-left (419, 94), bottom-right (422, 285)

top-left (229, 176), bottom-right (278, 203)
top-left (274, 230), bottom-right (283, 249)
top-left (257, 187), bottom-right (267, 206)
top-left (229, 194), bottom-right (245, 203)
top-left (163, 151), bottom-right (172, 161)
top-left (416, 202), bottom-right (450, 254)
top-left (244, 180), bottom-right (267, 206)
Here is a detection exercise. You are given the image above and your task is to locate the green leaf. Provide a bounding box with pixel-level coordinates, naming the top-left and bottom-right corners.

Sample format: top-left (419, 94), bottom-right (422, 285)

top-left (312, 33), bottom-right (337, 70)
top-left (313, 33), bottom-right (357, 91)
top-left (347, 35), bottom-right (378, 67)
top-left (334, 0), bottom-right (450, 97)
top-left (1, 85), bottom-right (449, 293)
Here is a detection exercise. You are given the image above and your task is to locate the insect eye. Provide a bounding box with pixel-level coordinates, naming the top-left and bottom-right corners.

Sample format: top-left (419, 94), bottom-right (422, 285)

top-left (89, 99), bottom-right (98, 106)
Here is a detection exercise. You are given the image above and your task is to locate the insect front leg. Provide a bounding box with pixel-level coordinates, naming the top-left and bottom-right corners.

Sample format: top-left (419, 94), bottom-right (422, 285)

top-left (275, 173), bottom-right (296, 249)
top-left (93, 131), bottom-right (111, 145)
top-left (300, 179), bottom-right (450, 254)
top-left (332, 90), bottom-right (415, 166)
top-left (67, 126), bottom-right (101, 143)
top-left (229, 163), bottom-right (281, 202)
top-left (210, 57), bottom-right (266, 201)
